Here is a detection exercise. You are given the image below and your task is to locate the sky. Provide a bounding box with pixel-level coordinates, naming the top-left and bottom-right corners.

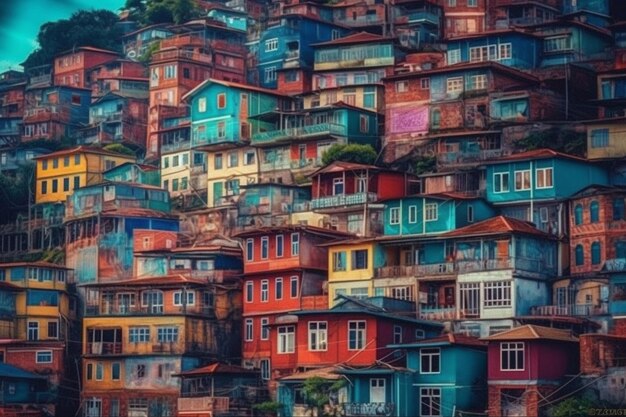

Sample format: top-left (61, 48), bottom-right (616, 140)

top-left (0, 0), bottom-right (126, 73)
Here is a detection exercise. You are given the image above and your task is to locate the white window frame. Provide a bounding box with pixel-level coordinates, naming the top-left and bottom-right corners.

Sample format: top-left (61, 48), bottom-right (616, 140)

top-left (420, 348), bottom-right (441, 374)
top-left (290, 276), bottom-right (299, 298)
top-left (348, 320), bottom-right (366, 350)
top-left (484, 281), bottom-right (512, 307)
top-left (308, 321), bottom-right (328, 351)
top-left (245, 318), bottom-right (253, 341)
top-left (246, 239), bottom-right (254, 262)
top-left (291, 233), bottom-right (300, 256)
top-left (420, 78), bottom-right (430, 90)
top-left (425, 203), bottom-right (438, 221)
top-left (261, 236), bottom-right (269, 259)
top-left (535, 167), bottom-right (553, 189)
top-left (265, 38), bottom-right (279, 52)
top-left (395, 81), bottom-right (409, 93)
top-left (276, 235), bottom-right (284, 258)
top-left (493, 172), bottom-right (510, 193)
top-left (198, 97), bottom-right (206, 112)
top-left (261, 317), bottom-right (270, 340)
top-left (420, 387), bottom-right (441, 417)
top-left (447, 49), bottom-right (461, 65)
top-left (277, 325), bottom-right (295, 354)
top-left (245, 281), bottom-right (253, 303)
top-left (260, 358), bottom-right (271, 380)
top-left (129, 327), bottom-right (150, 343)
top-left (275, 277), bottom-right (283, 300)
top-left (390, 207), bottom-right (400, 225)
top-left (393, 325), bottom-right (403, 344)
top-left (265, 67), bottom-right (277, 83)
top-left (173, 290), bottom-right (195, 306)
top-left (446, 77), bottom-right (463, 93)
top-left (514, 170), bottom-right (531, 191)
top-left (500, 341), bottom-right (525, 371)
top-left (470, 74), bottom-right (487, 90)
top-left (261, 280), bottom-right (269, 302)
top-left (408, 205), bottom-right (418, 224)
top-left (36, 350), bottom-right (53, 364)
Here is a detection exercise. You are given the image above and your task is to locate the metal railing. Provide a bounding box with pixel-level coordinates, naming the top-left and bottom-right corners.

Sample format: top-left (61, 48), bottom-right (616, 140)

top-left (343, 402), bottom-right (394, 417)
top-left (252, 123), bottom-right (346, 143)
top-left (177, 396), bottom-right (229, 412)
top-left (531, 303), bottom-right (608, 316)
top-left (376, 263), bottom-right (454, 278)
top-left (418, 306), bottom-right (457, 320)
top-left (311, 192), bottom-right (377, 210)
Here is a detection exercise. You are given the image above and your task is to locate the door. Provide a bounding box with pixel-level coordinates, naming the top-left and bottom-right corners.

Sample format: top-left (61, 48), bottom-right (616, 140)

top-left (370, 378), bottom-right (386, 403)
top-left (28, 322), bottom-right (39, 341)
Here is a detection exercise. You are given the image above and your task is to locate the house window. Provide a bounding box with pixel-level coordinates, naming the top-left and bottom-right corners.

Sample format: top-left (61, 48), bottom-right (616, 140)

top-left (420, 387), bottom-right (441, 417)
top-left (499, 43), bottom-right (512, 59)
top-left (275, 277), bottom-right (283, 300)
top-left (393, 325), bottom-right (403, 344)
top-left (228, 151), bottom-right (238, 167)
top-left (501, 342), bottom-right (524, 370)
top-left (447, 49), bottom-right (461, 65)
top-left (261, 237), bottom-right (269, 259)
top-left (448, 0), bottom-right (456, 5)
top-left (244, 151), bottom-right (256, 165)
top-left (129, 327), bottom-right (150, 343)
top-left (136, 364), bottom-right (146, 378)
top-left (613, 198), bottom-right (625, 221)
top-left (348, 321), bottom-right (366, 350)
top-left (245, 281), bottom-right (253, 303)
top-left (217, 93), bottom-right (226, 109)
top-left (591, 241), bottom-right (601, 265)
top-left (390, 207), bottom-right (400, 225)
top-left (514, 170), bottom-right (531, 191)
top-left (425, 203), bottom-right (438, 221)
top-left (74, 176), bottom-right (80, 190)
top-left (245, 319), bottom-right (253, 341)
top-left (164, 64), bottom-right (177, 79)
top-left (96, 363), bottom-right (104, 380)
top-left (261, 280), bottom-right (269, 302)
top-left (28, 322), bottom-right (39, 340)
top-left (260, 359), bottom-right (270, 380)
top-left (544, 36), bottom-right (572, 52)
top-left (52, 179), bottom-right (58, 193)
top-left (41, 181), bottom-right (48, 195)
top-left (591, 129), bottom-right (609, 148)
top-left (469, 74), bottom-right (487, 90)
top-left (173, 290), bottom-right (195, 306)
top-left (74, 154), bottom-right (80, 165)
top-left (261, 318), bottom-right (270, 340)
top-left (408, 205), bottom-right (418, 223)
top-left (420, 78), bottom-right (430, 89)
top-left (360, 115), bottom-right (369, 133)
top-left (395, 81), bottom-right (409, 93)
top-left (277, 325), bottom-right (295, 353)
top-left (467, 205), bottom-right (474, 222)
top-left (42, 160), bottom-right (48, 170)
top-left (290, 276), bottom-right (299, 298)
top-left (420, 348), bottom-right (441, 374)
top-left (48, 321), bottom-right (58, 339)
top-left (265, 67), bottom-right (277, 83)
top-left (291, 233), bottom-right (300, 256)
top-left (575, 244), bottom-right (584, 266)
top-left (333, 251), bottom-right (347, 271)
top-left (214, 153), bottom-right (223, 170)
top-left (198, 97), bottom-right (206, 112)
top-left (157, 326), bottom-right (179, 343)
top-left (356, 176), bottom-right (367, 193)
top-left (590, 200), bottom-right (600, 223)
top-left (416, 329), bottom-right (426, 340)
top-left (484, 281), bottom-right (512, 307)
top-left (112, 363), bottom-right (121, 381)
top-left (246, 239), bottom-right (254, 261)
top-left (276, 235), bottom-right (284, 258)
top-left (446, 77), bottom-right (463, 93)
top-left (352, 250), bottom-right (368, 270)
top-left (308, 321), bottom-right (328, 351)
top-left (536, 167), bottom-right (553, 189)
top-left (467, 0), bottom-right (477, 6)
top-left (63, 178), bottom-right (70, 192)
top-left (333, 177), bottom-right (344, 195)
top-left (36, 351), bottom-right (52, 363)
top-left (265, 38), bottom-right (279, 52)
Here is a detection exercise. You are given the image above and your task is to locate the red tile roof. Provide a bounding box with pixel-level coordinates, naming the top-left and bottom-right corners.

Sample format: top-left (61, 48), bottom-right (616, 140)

top-left (311, 160), bottom-right (383, 176)
top-left (234, 224), bottom-right (355, 239)
top-left (0, 261), bottom-right (70, 270)
top-left (55, 46), bottom-right (120, 58)
top-left (80, 274), bottom-right (209, 288)
top-left (33, 146), bottom-right (136, 160)
top-left (441, 215), bottom-right (548, 238)
top-left (312, 31), bottom-right (395, 47)
top-left (174, 362), bottom-right (257, 377)
top-left (182, 78), bottom-right (287, 101)
top-left (418, 333), bottom-right (487, 347)
top-left (486, 148), bottom-right (586, 163)
top-left (483, 324), bottom-right (578, 342)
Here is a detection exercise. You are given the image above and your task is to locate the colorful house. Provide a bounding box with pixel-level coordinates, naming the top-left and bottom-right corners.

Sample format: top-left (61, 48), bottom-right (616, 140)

top-left (585, 117), bottom-right (626, 160)
top-left (391, 0), bottom-right (443, 49)
top-left (484, 325), bottom-right (579, 417)
top-left (233, 225), bottom-right (352, 380)
top-left (0, 363), bottom-right (53, 417)
top-left (389, 333), bottom-right (487, 417)
top-left (0, 70), bottom-right (26, 147)
top-left (33, 146), bottom-right (136, 204)
top-left (579, 333), bottom-right (626, 405)
top-left (489, 0), bottom-right (559, 30)
top-left (103, 162), bottom-right (160, 187)
top-left (53, 47), bottom-right (120, 89)
top-left (441, 0), bottom-right (488, 38)
top-left (84, 57), bottom-right (148, 98)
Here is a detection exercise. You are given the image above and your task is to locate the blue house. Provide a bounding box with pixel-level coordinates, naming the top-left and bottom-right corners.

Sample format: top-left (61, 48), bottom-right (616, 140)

top-left (103, 162), bottom-right (160, 187)
top-left (602, 260), bottom-right (626, 317)
top-left (388, 333), bottom-right (487, 417)
top-left (445, 29), bottom-right (542, 70)
top-left (561, 0), bottom-right (611, 28)
top-left (257, 15), bottom-right (350, 88)
top-left (207, 6), bottom-right (248, 32)
top-left (0, 363), bottom-right (50, 406)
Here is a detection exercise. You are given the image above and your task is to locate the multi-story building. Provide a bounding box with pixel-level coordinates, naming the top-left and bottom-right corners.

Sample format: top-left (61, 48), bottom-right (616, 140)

top-left (0, 70), bottom-right (26, 147)
top-left (53, 47), bottom-right (120, 89)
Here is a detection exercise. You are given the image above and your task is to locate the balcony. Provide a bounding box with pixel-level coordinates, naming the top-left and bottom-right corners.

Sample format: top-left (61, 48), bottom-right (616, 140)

top-left (86, 341), bottom-right (122, 355)
top-left (252, 123), bottom-right (346, 145)
top-left (343, 402), bottom-right (394, 417)
top-left (343, 14), bottom-right (385, 27)
top-left (395, 11), bottom-right (439, 26)
top-left (84, 303), bottom-right (215, 317)
top-left (177, 396), bottom-right (229, 413)
top-left (311, 192), bottom-right (378, 210)
top-left (437, 149), bottom-right (506, 167)
top-left (603, 258), bottom-right (626, 272)
top-left (376, 263), bottom-right (455, 279)
top-left (23, 106), bottom-right (70, 122)
top-left (456, 258), bottom-right (513, 273)
top-left (531, 303), bottom-right (608, 316)
top-left (161, 140), bottom-right (191, 154)
top-left (418, 305), bottom-right (457, 320)
top-left (151, 49), bottom-right (212, 64)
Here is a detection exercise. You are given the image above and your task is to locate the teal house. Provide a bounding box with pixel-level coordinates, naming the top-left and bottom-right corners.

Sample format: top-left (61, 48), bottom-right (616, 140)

top-left (383, 195), bottom-right (495, 236)
top-left (0, 363), bottom-right (51, 405)
top-left (182, 79), bottom-right (288, 149)
top-left (389, 333), bottom-right (487, 417)
top-left (103, 162), bottom-right (160, 187)
top-left (484, 149), bottom-right (608, 205)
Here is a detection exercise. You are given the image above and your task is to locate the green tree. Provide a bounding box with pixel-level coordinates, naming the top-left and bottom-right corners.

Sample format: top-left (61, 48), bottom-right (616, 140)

top-left (0, 162), bottom-right (35, 223)
top-left (103, 144), bottom-right (137, 157)
top-left (23, 10), bottom-right (123, 69)
top-left (321, 144), bottom-right (377, 166)
top-left (414, 155), bottom-right (436, 175)
top-left (123, 0), bottom-right (147, 22)
top-left (515, 127), bottom-right (586, 157)
top-left (144, 0), bottom-right (200, 25)
top-left (302, 376), bottom-right (346, 417)
top-left (548, 396), bottom-right (599, 417)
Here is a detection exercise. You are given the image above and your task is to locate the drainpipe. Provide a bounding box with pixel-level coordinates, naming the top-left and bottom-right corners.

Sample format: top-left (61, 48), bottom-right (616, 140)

top-left (529, 160), bottom-right (534, 223)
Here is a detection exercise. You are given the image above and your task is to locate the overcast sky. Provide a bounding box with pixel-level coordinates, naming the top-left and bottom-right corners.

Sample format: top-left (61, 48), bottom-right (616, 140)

top-left (0, 0), bottom-right (126, 73)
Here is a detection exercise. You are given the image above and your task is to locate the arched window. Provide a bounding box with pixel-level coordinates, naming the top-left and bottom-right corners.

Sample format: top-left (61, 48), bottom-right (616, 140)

top-left (575, 244), bottom-right (584, 266)
top-left (590, 200), bottom-right (600, 223)
top-left (591, 241), bottom-right (601, 265)
top-left (574, 204), bottom-right (583, 225)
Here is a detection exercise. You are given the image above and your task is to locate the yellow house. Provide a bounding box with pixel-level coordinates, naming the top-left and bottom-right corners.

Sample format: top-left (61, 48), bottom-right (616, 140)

top-left (301, 85), bottom-right (384, 113)
top-left (326, 239), bottom-right (381, 305)
top-left (206, 146), bottom-right (259, 207)
top-left (0, 262), bottom-right (74, 341)
top-left (34, 146), bottom-right (136, 204)
top-left (586, 119), bottom-right (626, 160)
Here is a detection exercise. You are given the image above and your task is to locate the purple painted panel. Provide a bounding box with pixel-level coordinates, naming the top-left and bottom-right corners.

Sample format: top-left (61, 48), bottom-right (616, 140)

top-left (390, 106), bottom-right (429, 134)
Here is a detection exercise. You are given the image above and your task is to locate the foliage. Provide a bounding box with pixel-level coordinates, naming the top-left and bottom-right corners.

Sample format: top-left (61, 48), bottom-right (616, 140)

top-left (302, 376), bottom-right (347, 417)
top-left (251, 401), bottom-right (282, 416)
top-left (321, 144), bottom-right (378, 166)
top-left (103, 144), bottom-right (137, 157)
top-left (138, 42), bottom-right (161, 65)
top-left (515, 128), bottom-right (586, 157)
top-left (143, 0), bottom-right (201, 25)
top-left (123, 0), bottom-right (147, 22)
top-left (0, 162), bottom-right (35, 223)
top-left (23, 10), bottom-right (123, 69)
top-left (414, 155), bottom-right (437, 175)
top-left (548, 395), bottom-right (600, 417)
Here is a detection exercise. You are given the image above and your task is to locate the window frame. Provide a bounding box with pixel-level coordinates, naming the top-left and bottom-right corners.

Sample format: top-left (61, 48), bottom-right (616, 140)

top-left (420, 347), bottom-right (441, 374)
top-left (535, 167), bottom-right (553, 189)
top-left (493, 172), bottom-right (510, 193)
top-left (500, 341), bottom-right (525, 371)
top-left (308, 321), bottom-right (328, 351)
top-left (514, 170), bottom-right (531, 191)
top-left (277, 325), bottom-right (295, 354)
top-left (36, 350), bottom-right (53, 364)
top-left (348, 320), bottom-right (366, 350)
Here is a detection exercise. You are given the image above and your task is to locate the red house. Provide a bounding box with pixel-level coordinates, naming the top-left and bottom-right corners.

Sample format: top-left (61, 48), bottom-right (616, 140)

top-left (310, 161), bottom-right (416, 236)
top-left (484, 325), bottom-right (579, 417)
top-left (233, 226), bottom-right (353, 382)
top-left (54, 47), bottom-right (120, 88)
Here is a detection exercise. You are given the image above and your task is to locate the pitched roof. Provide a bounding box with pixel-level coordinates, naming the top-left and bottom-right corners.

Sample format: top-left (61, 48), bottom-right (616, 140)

top-left (182, 78), bottom-right (287, 101)
top-left (279, 366), bottom-right (344, 381)
top-left (312, 31), bottom-right (395, 47)
top-left (0, 261), bottom-right (70, 270)
top-left (55, 46), bottom-right (120, 58)
top-left (173, 362), bottom-right (257, 377)
top-left (485, 148), bottom-right (586, 163)
top-left (233, 225), bottom-right (354, 239)
top-left (391, 333), bottom-right (487, 348)
top-left (310, 160), bottom-right (384, 177)
top-left (483, 324), bottom-right (578, 342)
top-left (0, 363), bottom-right (46, 379)
top-left (441, 215), bottom-right (548, 238)
top-left (33, 146), bottom-right (136, 160)
top-left (79, 274), bottom-right (209, 288)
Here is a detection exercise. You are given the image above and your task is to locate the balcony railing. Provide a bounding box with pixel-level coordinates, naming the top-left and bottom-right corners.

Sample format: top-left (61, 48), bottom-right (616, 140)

top-left (252, 123), bottom-right (346, 144)
top-left (376, 263), bottom-right (455, 279)
top-left (531, 303), bottom-right (608, 316)
top-left (603, 258), bottom-right (626, 272)
top-left (161, 140), bottom-right (191, 153)
top-left (418, 306), bottom-right (456, 320)
top-left (405, 11), bottom-right (440, 25)
top-left (84, 303), bottom-right (215, 317)
top-left (86, 342), bottom-right (122, 355)
top-left (437, 149), bottom-right (505, 166)
top-left (343, 402), bottom-right (394, 417)
top-left (178, 396), bottom-right (229, 413)
top-left (456, 258), bottom-right (513, 273)
top-left (311, 192), bottom-right (378, 210)
top-left (152, 49), bottom-right (212, 64)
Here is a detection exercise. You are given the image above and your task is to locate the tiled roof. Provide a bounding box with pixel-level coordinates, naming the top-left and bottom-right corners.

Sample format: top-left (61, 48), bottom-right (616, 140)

top-left (486, 148), bottom-right (586, 163)
top-left (279, 366), bottom-right (343, 381)
top-left (80, 274), bottom-right (208, 288)
top-left (182, 78), bottom-right (287, 101)
top-left (233, 224), bottom-right (354, 239)
top-left (310, 160), bottom-right (383, 176)
top-left (441, 215), bottom-right (548, 238)
top-left (0, 261), bottom-right (70, 269)
top-left (174, 362), bottom-right (257, 377)
top-left (407, 333), bottom-right (487, 347)
top-left (33, 146), bottom-right (136, 160)
top-left (483, 324), bottom-right (579, 342)
top-left (55, 46), bottom-right (120, 57)
top-left (312, 31), bottom-right (394, 47)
